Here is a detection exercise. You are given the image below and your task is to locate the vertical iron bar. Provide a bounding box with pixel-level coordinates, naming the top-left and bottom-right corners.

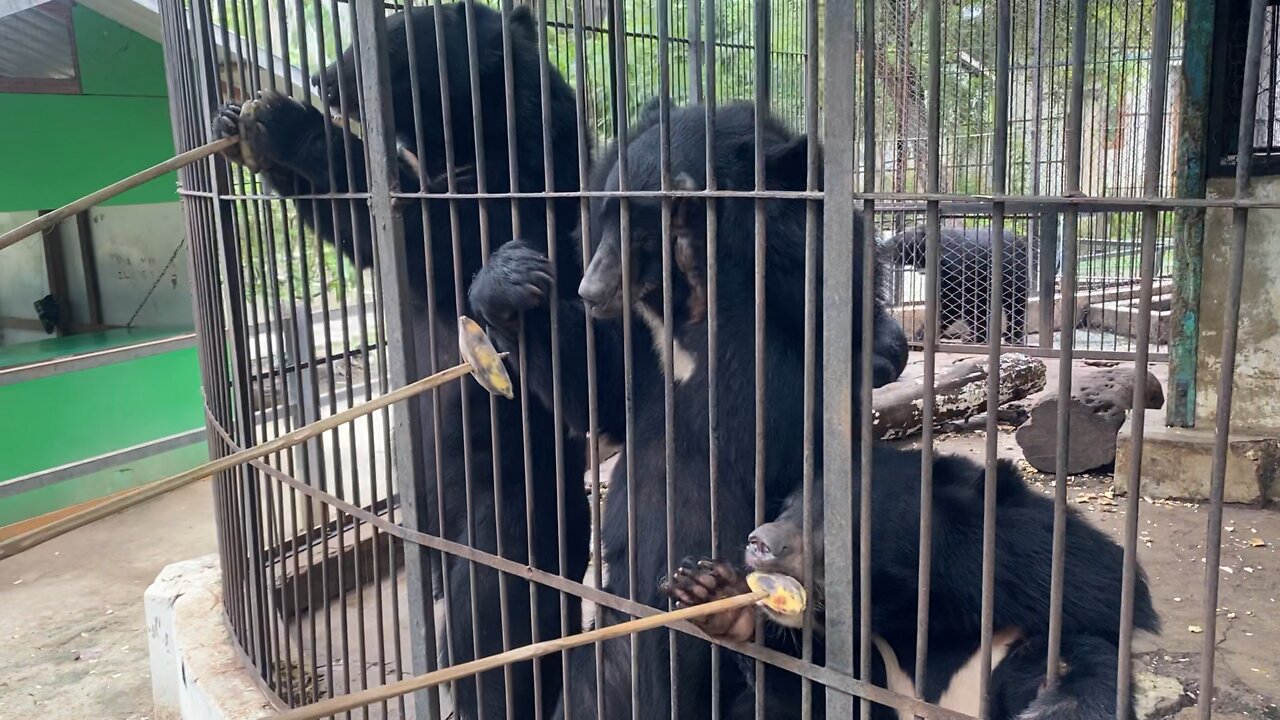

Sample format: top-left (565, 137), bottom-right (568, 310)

top-left (752, 0), bottom-right (769, 714)
top-left (687, 0), bottom-right (702, 104)
top-left (1117, 3), bottom-right (1175, 716)
top-left (533, 3), bottom-right (573, 720)
top-left (603, 0), bottom-right (638, 716)
top-left (822, 0), bottom-right (857, 716)
top-left (351, 5), bottom-right (432, 719)
top-left (858, 0), bottom-right (877, 715)
top-left (498, 3), bottom-right (525, 715)
top-left (427, 0), bottom-right (471, 704)
top-left (1199, 4), bottom-right (1267, 718)
top-left (703, 0), bottom-right (722, 714)
top-left (912, 0), bottom-right (943, 715)
top-left (457, 1), bottom-right (512, 710)
top-left (656, 0), bottom-right (679, 716)
top-left (978, 0), bottom-right (1011, 713)
top-left (567, 0), bottom-right (606, 714)
top-left (1045, 0), bottom-right (1089, 689)
top-left (801, 0), bottom-right (820, 713)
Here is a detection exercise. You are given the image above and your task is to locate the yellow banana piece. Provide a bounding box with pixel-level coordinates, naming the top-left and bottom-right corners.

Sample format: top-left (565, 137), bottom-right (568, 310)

top-left (747, 571), bottom-right (807, 619)
top-left (459, 315), bottom-right (514, 400)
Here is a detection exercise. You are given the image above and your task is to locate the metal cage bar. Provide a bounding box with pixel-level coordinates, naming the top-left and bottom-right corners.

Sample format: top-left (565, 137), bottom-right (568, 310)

top-left (154, 2), bottom-right (1263, 719)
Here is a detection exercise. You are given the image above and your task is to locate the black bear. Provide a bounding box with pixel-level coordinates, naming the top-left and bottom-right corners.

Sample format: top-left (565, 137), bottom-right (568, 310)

top-left (469, 102), bottom-right (909, 719)
top-left (885, 225), bottom-right (1031, 345)
top-left (663, 448), bottom-right (1160, 719)
top-left (212, 5), bottom-right (589, 718)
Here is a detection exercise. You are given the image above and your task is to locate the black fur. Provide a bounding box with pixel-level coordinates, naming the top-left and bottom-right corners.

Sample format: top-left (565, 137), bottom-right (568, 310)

top-left (212, 5), bottom-right (588, 718)
top-left (470, 102), bottom-right (909, 719)
top-left (886, 225), bottom-right (1031, 344)
top-left (664, 447), bottom-right (1160, 718)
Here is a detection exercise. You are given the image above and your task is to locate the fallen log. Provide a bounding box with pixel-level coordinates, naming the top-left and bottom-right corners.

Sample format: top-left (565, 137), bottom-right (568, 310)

top-left (1014, 364), bottom-right (1164, 474)
top-left (871, 353), bottom-right (1047, 441)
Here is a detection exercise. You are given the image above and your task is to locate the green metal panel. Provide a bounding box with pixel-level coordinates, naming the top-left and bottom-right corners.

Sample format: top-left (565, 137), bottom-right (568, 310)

top-left (0, 347), bottom-right (204, 483)
top-left (0, 441), bottom-right (208, 527)
top-left (0, 7), bottom-right (176, 211)
top-left (73, 6), bottom-right (169, 98)
top-left (0, 93), bottom-right (178, 212)
top-left (0, 327), bottom-right (186, 369)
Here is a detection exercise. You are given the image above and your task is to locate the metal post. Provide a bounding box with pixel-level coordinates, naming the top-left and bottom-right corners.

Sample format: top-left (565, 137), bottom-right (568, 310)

top-left (822, 0), bottom-right (856, 716)
top-left (1038, 211), bottom-right (1059, 348)
top-left (1199, 4), bottom-right (1268, 716)
top-left (1166, 0), bottom-right (1218, 428)
top-left (351, 5), bottom-right (433, 718)
top-left (286, 301), bottom-right (323, 485)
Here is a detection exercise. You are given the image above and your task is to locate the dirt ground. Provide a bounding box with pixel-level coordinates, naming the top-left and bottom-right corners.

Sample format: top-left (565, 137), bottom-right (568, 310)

top-left (0, 354), bottom-right (1276, 719)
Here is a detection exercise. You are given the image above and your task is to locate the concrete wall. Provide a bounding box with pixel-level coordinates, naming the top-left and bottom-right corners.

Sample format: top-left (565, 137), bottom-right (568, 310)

top-left (1196, 176), bottom-right (1280, 434)
top-left (0, 203), bottom-right (192, 344)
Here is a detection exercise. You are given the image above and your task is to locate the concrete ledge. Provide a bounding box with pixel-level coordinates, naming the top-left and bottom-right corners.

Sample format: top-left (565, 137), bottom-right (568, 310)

top-left (146, 555), bottom-right (275, 720)
top-left (1114, 409), bottom-right (1280, 504)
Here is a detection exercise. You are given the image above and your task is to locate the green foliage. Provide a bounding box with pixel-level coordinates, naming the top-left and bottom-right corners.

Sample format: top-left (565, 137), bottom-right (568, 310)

top-left (210, 0), bottom-right (1183, 300)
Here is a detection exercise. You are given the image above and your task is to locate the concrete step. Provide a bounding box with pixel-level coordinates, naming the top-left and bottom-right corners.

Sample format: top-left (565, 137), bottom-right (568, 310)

top-left (1114, 409), bottom-right (1280, 504)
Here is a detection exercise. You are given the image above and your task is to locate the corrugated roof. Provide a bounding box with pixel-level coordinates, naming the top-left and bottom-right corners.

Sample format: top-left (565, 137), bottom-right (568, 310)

top-left (0, 3), bottom-right (76, 80)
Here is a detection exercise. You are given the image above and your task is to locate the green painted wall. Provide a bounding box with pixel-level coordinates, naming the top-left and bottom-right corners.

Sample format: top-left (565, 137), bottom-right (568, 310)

top-left (0, 347), bottom-right (205, 483)
top-left (0, 6), bottom-right (177, 212)
top-left (0, 442), bottom-right (209, 527)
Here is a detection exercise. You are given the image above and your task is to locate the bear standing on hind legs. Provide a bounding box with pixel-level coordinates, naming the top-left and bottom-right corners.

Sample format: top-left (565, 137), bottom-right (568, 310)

top-left (211, 5), bottom-right (589, 719)
top-left (469, 102), bottom-right (909, 719)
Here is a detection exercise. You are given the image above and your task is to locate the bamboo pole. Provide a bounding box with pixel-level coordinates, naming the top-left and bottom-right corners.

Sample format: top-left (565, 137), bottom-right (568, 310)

top-left (277, 588), bottom-right (772, 720)
top-left (0, 137), bottom-right (237, 252)
top-left (0, 355), bottom-right (483, 561)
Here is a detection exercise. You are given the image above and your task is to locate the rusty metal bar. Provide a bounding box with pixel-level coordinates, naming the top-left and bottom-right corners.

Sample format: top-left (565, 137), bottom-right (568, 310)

top-left (912, 0), bottom-right (944, 716)
top-left (977, 1), bottom-right (1012, 712)
top-left (1199, 3), bottom-right (1268, 717)
top-left (859, 0), bottom-right (877, 715)
top-left (823, 0), bottom-right (857, 716)
top-left (1044, 0), bottom-right (1089, 689)
top-left (801, 0), bottom-right (820, 711)
top-left (1167, 0), bottom-right (1218, 428)
top-left (1117, 2), bottom-right (1176, 715)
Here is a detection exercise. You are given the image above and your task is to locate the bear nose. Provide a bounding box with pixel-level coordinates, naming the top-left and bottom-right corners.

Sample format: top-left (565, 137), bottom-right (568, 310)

top-left (747, 534), bottom-right (773, 560)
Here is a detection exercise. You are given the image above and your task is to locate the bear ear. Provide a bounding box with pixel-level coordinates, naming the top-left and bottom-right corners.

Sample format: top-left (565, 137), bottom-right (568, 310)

top-left (508, 4), bottom-right (538, 42)
top-left (764, 135), bottom-right (810, 190)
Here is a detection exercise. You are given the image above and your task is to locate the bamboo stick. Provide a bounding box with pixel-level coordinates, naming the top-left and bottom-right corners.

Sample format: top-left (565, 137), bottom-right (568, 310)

top-left (277, 588), bottom-right (772, 720)
top-left (0, 137), bottom-right (236, 252)
top-left (0, 359), bottom-right (475, 561)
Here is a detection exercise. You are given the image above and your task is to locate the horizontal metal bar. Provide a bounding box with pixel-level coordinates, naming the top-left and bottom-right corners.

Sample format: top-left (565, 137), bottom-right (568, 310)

top-left (0, 332), bottom-right (198, 387)
top-left (193, 184), bottom-right (1280, 212)
top-left (0, 428), bottom-right (205, 501)
top-left (916, 345), bottom-right (1170, 362)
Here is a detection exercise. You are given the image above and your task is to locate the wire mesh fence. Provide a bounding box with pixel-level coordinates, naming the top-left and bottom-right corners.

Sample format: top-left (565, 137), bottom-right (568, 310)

top-left (157, 0), bottom-right (1269, 718)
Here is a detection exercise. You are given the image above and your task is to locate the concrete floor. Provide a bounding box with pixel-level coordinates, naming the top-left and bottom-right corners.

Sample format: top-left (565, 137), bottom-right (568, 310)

top-left (0, 480), bottom-right (218, 720)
